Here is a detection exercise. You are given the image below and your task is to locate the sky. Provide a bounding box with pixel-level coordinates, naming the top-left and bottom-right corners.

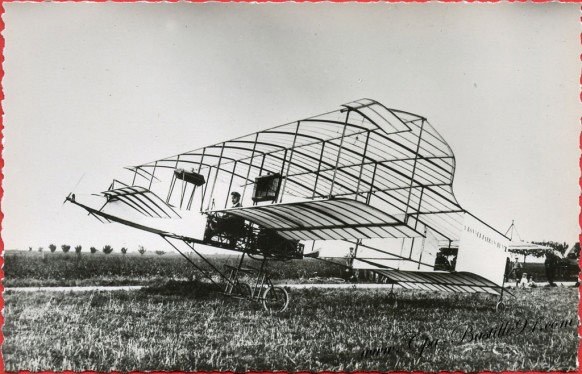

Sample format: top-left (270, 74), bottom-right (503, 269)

top-left (2, 3), bottom-right (580, 253)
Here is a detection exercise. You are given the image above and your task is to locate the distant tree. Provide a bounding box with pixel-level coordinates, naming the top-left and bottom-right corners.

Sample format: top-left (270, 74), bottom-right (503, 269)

top-left (75, 245), bottom-right (82, 254)
top-left (138, 246), bottom-right (146, 255)
top-left (121, 247), bottom-right (128, 255)
top-left (102, 245), bottom-right (114, 255)
top-left (38, 246), bottom-right (43, 252)
top-left (532, 241), bottom-right (569, 256)
top-left (90, 246), bottom-right (97, 254)
top-left (570, 242), bottom-right (580, 259)
top-left (61, 244), bottom-right (71, 253)
top-left (28, 246), bottom-right (32, 251)
top-left (49, 244), bottom-right (57, 253)
top-left (155, 250), bottom-right (165, 256)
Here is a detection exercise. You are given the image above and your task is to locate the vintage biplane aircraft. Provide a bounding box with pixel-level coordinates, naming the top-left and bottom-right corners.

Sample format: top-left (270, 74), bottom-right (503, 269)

top-left (66, 98), bottom-right (517, 312)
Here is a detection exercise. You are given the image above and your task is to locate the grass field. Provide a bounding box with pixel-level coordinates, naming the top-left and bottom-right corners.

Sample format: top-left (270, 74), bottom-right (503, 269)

top-left (3, 250), bottom-right (344, 287)
top-left (5, 250), bottom-right (573, 289)
top-left (3, 283), bottom-right (578, 372)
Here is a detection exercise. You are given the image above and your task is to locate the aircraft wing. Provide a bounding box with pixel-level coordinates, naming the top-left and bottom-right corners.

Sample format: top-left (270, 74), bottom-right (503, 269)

top-left (100, 186), bottom-right (181, 219)
top-left (508, 241), bottom-right (552, 252)
top-left (210, 198), bottom-right (424, 241)
top-left (374, 269), bottom-right (509, 296)
top-left (131, 98), bottom-right (464, 242)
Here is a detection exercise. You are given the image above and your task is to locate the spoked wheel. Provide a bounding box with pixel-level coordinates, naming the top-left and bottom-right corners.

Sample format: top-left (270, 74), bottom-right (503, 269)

top-left (495, 301), bottom-right (506, 312)
top-left (262, 286), bottom-right (289, 313)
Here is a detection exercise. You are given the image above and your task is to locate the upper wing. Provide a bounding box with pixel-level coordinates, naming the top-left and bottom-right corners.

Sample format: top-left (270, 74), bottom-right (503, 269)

top-left (131, 98), bottom-right (465, 242)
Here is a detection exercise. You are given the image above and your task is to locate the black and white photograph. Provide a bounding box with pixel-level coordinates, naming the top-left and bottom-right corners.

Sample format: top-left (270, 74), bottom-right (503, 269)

top-left (2, 3), bottom-right (579, 372)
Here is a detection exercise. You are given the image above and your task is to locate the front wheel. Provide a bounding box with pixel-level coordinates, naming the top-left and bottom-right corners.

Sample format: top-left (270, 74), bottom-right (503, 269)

top-left (262, 286), bottom-right (289, 313)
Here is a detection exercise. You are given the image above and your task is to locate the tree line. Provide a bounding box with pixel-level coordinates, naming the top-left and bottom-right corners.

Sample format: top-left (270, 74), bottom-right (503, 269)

top-left (28, 244), bottom-right (166, 256)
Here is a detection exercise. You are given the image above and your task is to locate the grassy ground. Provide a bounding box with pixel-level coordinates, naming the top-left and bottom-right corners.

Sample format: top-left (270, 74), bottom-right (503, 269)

top-left (5, 250), bottom-right (576, 288)
top-left (3, 251), bottom-right (345, 287)
top-left (3, 283), bottom-right (578, 372)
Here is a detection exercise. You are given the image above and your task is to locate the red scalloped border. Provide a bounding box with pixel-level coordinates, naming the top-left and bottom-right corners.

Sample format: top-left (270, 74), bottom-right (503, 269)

top-left (0, 3), bottom-right (578, 374)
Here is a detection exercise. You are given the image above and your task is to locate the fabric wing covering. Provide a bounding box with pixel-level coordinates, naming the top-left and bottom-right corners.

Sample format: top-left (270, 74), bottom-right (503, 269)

top-left (133, 98), bottom-right (466, 243)
top-left (101, 186), bottom-right (181, 219)
top-left (508, 242), bottom-right (552, 252)
top-left (217, 198), bottom-right (424, 241)
top-left (374, 270), bottom-right (504, 295)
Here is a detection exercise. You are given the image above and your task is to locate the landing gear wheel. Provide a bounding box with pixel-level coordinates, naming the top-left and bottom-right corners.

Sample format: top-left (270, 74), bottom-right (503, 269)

top-left (262, 286), bottom-right (289, 313)
top-left (495, 301), bottom-right (505, 312)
